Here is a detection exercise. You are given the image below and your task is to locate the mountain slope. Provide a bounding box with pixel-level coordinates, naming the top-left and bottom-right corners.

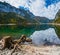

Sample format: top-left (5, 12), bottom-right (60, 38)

top-left (54, 10), bottom-right (60, 23)
top-left (0, 1), bottom-right (34, 19)
top-left (34, 16), bottom-right (51, 23)
top-left (0, 1), bottom-right (52, 24)
top-left (0, 12), bottom-right (27, 24)
top-left (0, 2), bottom-right (37, 24)
top-left (0, 12), bottom-right (38, 25)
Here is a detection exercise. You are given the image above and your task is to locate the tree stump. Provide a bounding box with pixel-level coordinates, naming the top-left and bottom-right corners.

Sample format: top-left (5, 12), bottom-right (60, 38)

top-left (0, 36), bottom-right (13, 49)
top-left (0, 35), bottom-right (32, 50)
top-left (26, 38), bottom-right (32, 42)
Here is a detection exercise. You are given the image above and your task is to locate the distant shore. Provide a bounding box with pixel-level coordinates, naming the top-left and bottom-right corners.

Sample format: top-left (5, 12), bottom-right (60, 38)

top-left (0, 23), bottom-right (60, 26)
top-left (0, 24), bottom-right (16, 26)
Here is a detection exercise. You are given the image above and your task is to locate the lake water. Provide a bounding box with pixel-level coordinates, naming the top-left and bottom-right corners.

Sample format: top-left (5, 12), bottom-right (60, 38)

top-left (0, 25), bottom-right (60, 45)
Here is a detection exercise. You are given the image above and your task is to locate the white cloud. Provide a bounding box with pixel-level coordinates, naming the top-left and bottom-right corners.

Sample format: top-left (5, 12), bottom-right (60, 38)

top-left (28, 0), bottom-right (60, 19)
top-left (0, 0), bottom-right (60, 19)
top-left (0, 0), bottom-right (28, 7)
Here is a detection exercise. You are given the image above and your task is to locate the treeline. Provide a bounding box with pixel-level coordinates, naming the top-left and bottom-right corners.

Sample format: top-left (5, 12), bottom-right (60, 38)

top-left (0, 12), bottom-right (37, 25)
top-left (54, 17), bottom-right (60, 23)
top-left (53, 10), bottom-right (60, 23)
top-left (0, 12), bottom-right (28, 24)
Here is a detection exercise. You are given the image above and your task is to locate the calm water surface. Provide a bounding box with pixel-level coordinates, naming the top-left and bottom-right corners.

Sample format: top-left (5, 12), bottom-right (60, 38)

top-left (0, 24), bottom-right (60, 39)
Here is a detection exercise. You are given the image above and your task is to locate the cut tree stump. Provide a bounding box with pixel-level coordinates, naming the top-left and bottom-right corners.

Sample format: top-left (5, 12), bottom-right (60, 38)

top-left (26, 38), bottom-right (32, 42)
top-left (0, 36), bottom-right (13, 49)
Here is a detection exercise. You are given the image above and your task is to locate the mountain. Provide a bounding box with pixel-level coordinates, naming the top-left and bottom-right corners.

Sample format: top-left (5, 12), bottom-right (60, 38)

top-left (34, 16), bottom-right (51, 23)
top-left (54, 10), bottom-right (60, 23)
top-left (0, 2), bottom-right (37, 24)
top-left (0, 1), bottom-right (52, 24)
top-left (0, 12), bottom-right (27, 24)
top-left (0, 1), bottom-right (34, 19)
top-left (0, 11), bottom-right (38, 25)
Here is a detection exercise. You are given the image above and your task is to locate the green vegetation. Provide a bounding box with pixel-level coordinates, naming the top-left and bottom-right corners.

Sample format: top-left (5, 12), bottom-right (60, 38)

top-left (54, 17), bottom-right (60, 23)
top-left (34, 16), bottom-right (51, 23)
top-left (53, 10), bottom-right (60, 23)
top-left (0, 1), bottom-right (37, 25)
top-left (0, 12), bottom-right (37, 25)
top-left (0, 12), bottom-right (27, 24)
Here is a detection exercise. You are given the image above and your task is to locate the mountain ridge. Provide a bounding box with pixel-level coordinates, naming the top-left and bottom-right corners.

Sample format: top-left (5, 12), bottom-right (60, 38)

top-left (0, 1), bottom-right (34, 19)
top-left (0, 1), bottom-right (52, 24)
top-left (53, 9), bottom-right (60, 23)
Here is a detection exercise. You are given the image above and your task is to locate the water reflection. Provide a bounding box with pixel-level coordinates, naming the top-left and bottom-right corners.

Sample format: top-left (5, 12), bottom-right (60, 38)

top-left (54, 25), bottom-right (60, 38)
top-left (0, 25), bottom-right (60, 40)
top-left (30, 28), bottom-right (60, 45)
top-left (0, 25), bottom-right (53, 39)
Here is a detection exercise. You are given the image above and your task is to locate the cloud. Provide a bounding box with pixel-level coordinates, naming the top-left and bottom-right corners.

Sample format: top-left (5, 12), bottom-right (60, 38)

top-left (0, 0), bottom-right (60, 19)
top-left (0, 0), bottom-right (28, 7)
top-left (28, 0), bottom-right (60, 19)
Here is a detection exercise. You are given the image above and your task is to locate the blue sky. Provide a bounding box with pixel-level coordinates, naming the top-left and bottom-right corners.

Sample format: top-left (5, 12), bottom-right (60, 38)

top-left (45, 0), bottom-right (60, 7)
top-left (0, 0), bottom-right (60, 19)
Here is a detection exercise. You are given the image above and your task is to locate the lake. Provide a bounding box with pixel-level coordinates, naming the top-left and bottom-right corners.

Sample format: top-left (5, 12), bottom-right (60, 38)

top-left (0, 24), bottom-right (60, 45)
top-left (0, 24), bottom-right (60, 38)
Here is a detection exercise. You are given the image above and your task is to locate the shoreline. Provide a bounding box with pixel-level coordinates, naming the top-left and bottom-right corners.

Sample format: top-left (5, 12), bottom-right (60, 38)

top-left (0, 36), bottom-right (60, 55)
top-left (0, 44), bottom-right (60, 55)
top-left (0, 23), bottom-right (60, 26)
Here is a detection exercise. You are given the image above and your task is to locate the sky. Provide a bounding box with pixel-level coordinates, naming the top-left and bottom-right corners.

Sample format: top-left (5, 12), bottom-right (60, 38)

top-left (0, 0), bottom-right (60, 19)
